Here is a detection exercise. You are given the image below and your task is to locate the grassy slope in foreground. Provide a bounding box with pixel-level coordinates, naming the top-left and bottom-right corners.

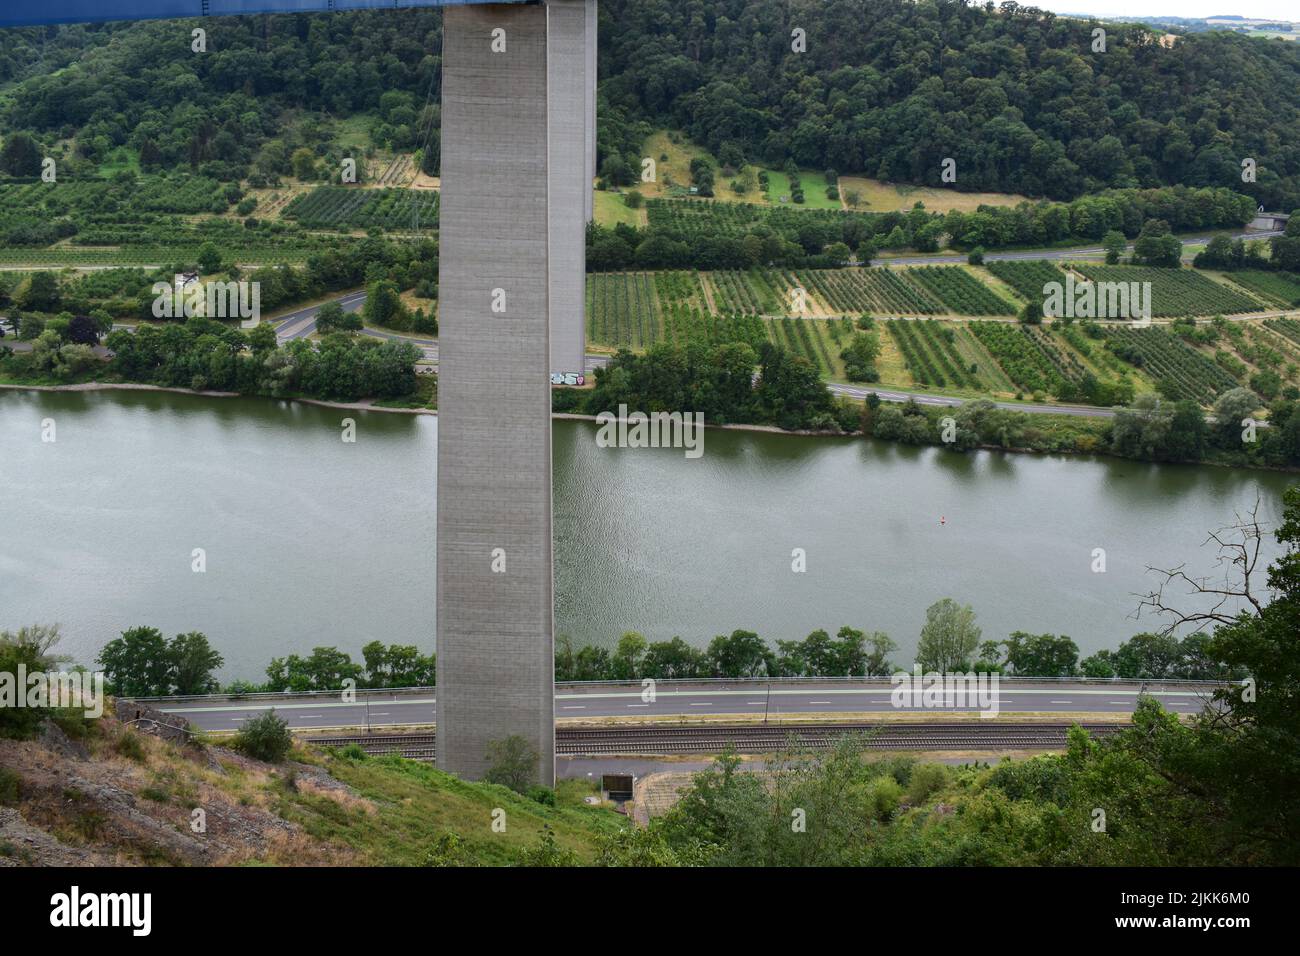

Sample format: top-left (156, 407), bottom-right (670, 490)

top-left (0, 712), bottom-right (622, 866)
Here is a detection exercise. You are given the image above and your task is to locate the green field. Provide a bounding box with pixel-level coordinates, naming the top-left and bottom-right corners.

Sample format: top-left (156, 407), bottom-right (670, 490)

top-left (283, 186), bottom-right (439, 230)
top-left (1105, 326), bottom-right (1240, 403)
top-left (763, 167), bottom-right (842, 210)
top-left (986, 260), bottom-right (1070, 303)
top-left (1072, 264), bottom-right (1264, 317)
top-left (1226, 270), bottom-right (1300, 308)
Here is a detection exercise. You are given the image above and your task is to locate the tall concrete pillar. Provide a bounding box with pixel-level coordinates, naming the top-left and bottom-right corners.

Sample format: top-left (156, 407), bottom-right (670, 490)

top-left (547, 0), bottom-right (591, 379)
top-left (437, 3), bottom-right (556, 786)
top-left (585, 0), bottom-right (597, 226)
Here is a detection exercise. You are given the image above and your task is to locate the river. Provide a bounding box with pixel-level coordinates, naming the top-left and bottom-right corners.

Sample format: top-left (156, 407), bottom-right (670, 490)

top-left (1, 388), bottom-right (1292, 681)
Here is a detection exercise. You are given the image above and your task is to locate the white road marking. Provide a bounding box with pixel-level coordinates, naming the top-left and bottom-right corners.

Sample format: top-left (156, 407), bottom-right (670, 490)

top-left (689, 702), bottom-right (712, 706)
top-left (626, 704), bottom-right (649, 708)
top-left (810, 701), bottom-right (831, 705)
top-left (1051, 700), bottom-right (1072, 704)
top-left (562, 705), bottom-right (586, 710)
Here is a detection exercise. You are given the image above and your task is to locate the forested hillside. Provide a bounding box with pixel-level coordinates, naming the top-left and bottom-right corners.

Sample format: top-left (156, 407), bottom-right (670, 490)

top-left (0, 11), bottom-right (443, 181)
top-left (0, 1), bottom-right (1297, 207)
top-left (599, 0), bottom-right (1300, 208)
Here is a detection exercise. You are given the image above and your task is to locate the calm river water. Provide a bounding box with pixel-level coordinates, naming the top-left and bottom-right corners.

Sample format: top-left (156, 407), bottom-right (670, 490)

top-left (1, 388), bottom-right (1292, 680)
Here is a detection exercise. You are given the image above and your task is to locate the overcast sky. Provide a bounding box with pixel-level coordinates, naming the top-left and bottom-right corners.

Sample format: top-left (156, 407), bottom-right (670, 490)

top-left (1032, 1), bottom-right (1297, 21)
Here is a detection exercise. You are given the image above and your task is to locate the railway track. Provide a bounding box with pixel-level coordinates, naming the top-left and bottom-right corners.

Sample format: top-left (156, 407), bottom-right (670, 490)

top-left (307, 722), bottom-right (1122, 759)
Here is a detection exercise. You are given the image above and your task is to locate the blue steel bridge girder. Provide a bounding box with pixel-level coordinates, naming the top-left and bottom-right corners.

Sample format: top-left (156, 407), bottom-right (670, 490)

top-left (5, 0), bottom-right (596, 788)
top-left (0, 1), bottom-right (527, 30)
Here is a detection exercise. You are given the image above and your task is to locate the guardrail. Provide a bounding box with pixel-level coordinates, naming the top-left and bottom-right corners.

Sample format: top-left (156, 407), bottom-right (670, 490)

top-left (124, 675), bottom-right (1231, 707)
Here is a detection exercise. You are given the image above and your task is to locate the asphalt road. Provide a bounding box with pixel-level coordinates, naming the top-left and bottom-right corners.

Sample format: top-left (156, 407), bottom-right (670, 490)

top-left (824, 380), bottom-right (1118, 418)
top-left (156, 682), bottom-right (1215, 733)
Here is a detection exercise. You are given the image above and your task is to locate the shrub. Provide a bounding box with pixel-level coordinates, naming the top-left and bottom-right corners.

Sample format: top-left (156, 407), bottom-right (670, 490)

top-left (0, 766), bottom-right (20, 805)
top-left (527, 785), bottom-right (556, 806)
top-left (234, 709), bottom-right (293, 763)
top-left (516, 826), bottom-right (579, 867)
top-left (112, 728), bottom-right (147, 762)
top-left (865, 775), bottom-right (903, 820)
top-left (905, 762), bottom-right (953, 805)
top-left (423, 832), bottom-right (476, 867)
top-left (483, 734), bottom-right (539, 793)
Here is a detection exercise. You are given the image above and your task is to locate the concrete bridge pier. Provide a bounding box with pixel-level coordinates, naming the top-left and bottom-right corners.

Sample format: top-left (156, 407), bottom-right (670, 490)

top-left (436, 1), bottom-right (596, 787)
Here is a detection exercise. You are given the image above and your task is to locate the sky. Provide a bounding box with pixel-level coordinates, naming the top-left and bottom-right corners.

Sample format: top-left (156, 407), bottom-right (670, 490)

top-left (1032, 1), bottom-right (1297, 21)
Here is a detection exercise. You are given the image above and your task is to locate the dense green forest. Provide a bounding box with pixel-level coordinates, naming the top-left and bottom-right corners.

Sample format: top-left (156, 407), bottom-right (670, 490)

top-left (600, 0), bottom-right (1300, 209)
top-left (0, 1), bottom-right (1298, 208)
top-left (0, 11), bottom-right (442, 180)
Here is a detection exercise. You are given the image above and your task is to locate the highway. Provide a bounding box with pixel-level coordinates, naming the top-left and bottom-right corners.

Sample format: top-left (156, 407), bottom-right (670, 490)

top-left (146, 680), bottom-right (1218, 734)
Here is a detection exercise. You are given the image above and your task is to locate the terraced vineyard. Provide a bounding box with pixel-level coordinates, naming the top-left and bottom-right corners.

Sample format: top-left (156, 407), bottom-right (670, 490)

top-left (1022, 325), bottom-right (1091, 386)
top-left (644, 197), bottom-right (893, 238)
top-left (986, 260), bottom-right (1069, 303)
top-left (283, 186), bottom-right (440, 230)
top-left (1105, 326), bottom-right (1239, 403)
top-left (653, 271), bottom-right (707, 309)
top-left (764, 317), bottom-right (838, 373)
top-left (1073, 264), bottom-right (1263, 317)
top-left (968, 321), bottom-right (1069, 396)
top-left (645, 199), bottom-right (766, 237)
top-left (587, 272), bottom-right (660, 348)
top-left (905, 266), bottom-right (1016, 316)
top-left (887, 319), bottom-right (980, 389)
top-left (0, 245), bottom-right (314, 266)
top-left (790, 268), bottom-right (942, 314)
top-left (1226, 270), bottom-right (1300, 308)
top-left (1264, 317), bottom-right (1300, 348)
top-left (706, 270), bottom-right (784, 314)
top-left (660, 306), bottom-right (767, 352)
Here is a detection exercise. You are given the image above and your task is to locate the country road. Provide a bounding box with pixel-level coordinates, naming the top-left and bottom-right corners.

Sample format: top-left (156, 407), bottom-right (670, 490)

top-left (270, 293), bottom-right (1121, 418)
top-left (92, 223), bottom-right (1284, 424)
top-left (144, 680), bottom-right (1217, 734)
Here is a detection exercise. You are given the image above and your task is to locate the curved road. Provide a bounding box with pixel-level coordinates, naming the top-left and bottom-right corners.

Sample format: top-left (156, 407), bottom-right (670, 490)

top-left (270, 297), bottom-right (1123, 419)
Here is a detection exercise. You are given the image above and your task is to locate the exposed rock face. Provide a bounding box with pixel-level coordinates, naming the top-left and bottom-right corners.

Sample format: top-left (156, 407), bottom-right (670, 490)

top-left (113, 699), bottom-right (193, 746)
top-left (37, 719), bottom-right (91, 761)
top-left (0, 807), bottom-right (107, 867)
top-left (0, 716), bottom-right (359, 867)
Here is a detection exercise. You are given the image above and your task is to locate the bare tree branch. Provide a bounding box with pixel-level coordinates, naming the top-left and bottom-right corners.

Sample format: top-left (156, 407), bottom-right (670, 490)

top-left (1134, 496), bottom-right (1276, 634)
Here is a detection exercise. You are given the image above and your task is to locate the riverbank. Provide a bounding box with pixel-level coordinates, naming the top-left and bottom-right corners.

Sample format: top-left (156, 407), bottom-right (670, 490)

top-left (0, 380), bottom-right (437, 416)
top-left (5, 379), bottom-right (1298, 473)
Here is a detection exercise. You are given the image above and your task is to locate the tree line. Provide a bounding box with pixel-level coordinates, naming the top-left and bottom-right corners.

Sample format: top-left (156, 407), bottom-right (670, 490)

top-left (587, 185), bottom-right (1255, 273)
top-left (1195, 212), bottom-right (1300, 273)
top-left (553, 340), bottom-right (854, 433)
top-left (863, 387), bottom-right (1300, 470)
top-left (66, 596), bottom-right (1241, 703)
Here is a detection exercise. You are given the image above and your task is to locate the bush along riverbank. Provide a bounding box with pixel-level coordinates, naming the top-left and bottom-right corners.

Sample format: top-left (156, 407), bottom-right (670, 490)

top-left (1, 315), bottom-right (433, 409)
top-left (555, 345), bottom-right (1300, 470)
